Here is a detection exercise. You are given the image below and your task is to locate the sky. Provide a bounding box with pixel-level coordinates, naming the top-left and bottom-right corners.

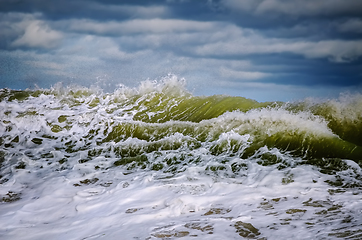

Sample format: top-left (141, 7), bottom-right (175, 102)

top-left (0, 0), bottom-right (362, 102)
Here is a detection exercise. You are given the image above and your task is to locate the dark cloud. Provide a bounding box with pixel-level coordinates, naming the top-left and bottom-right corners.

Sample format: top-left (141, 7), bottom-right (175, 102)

top-left (0, 0), bottom-right (361, 101)
top-left (0, 0), bottom-right (170, 21)
top-left (219, 0), bottom-right (362, 18)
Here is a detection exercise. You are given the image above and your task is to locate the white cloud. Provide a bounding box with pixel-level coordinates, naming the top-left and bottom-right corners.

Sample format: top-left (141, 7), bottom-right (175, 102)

top-left (219, 67), bottom-right (270, 80)
top-left (194, 25), bottom-right (362, 63)
top-left (0, 12), bottom-right (41, 43)
top-left (64, 18), bottom-right (217, 35)
top-left (58, 34), bottom-right (150, 63)
top-left (7, 12), bottom-right (359, 64)
top-left (12, 20), bottom-right (63, 49)
top-left (60, 16), bottom-right (362, 63)
top-left (2, 3), bottom-right (360, 101)
top-left (300, 40), bottom-right (362, 63)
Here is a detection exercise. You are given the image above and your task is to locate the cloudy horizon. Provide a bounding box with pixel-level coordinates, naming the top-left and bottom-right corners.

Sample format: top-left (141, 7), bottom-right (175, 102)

top-left (1, 0), bottom-right (362, 101)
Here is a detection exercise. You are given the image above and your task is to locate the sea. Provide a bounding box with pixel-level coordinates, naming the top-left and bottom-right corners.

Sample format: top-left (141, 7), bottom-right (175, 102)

top-left (1, 77), bottom-right (362, 239)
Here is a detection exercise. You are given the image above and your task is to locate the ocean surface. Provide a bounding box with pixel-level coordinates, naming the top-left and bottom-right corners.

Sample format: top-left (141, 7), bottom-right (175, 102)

top-left (1, 78), bottom-right (362, 239)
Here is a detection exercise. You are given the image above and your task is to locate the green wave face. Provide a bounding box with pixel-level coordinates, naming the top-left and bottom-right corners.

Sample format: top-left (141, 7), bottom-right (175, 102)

top-left (1, 81), bottom-right (362, 177)
top-left (286, 94), bottom-right (362, 147)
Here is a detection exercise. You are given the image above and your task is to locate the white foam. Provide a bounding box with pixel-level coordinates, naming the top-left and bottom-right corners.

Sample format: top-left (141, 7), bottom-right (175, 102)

top-left (1, 85), bottom-right (362, 239)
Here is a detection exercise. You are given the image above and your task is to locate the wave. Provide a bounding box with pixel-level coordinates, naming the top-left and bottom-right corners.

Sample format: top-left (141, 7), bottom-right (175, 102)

top-left (1, 78), bottom-right (361, 177)
top-left (2, 77), bottom-right (362, 239)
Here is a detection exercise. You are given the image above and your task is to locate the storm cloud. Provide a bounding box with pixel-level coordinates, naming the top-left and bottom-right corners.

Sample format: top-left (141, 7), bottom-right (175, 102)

top-left (0, 0), bottom-right (361, 101)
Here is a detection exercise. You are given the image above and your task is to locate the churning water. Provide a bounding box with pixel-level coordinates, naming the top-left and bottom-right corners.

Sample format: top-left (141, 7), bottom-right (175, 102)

top-left (1, 77), bottom-right (362, 239)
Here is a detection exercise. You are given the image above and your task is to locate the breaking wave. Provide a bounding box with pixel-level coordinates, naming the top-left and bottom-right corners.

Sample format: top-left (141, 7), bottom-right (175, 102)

top-left (1, 77), bottom-right (362, 239)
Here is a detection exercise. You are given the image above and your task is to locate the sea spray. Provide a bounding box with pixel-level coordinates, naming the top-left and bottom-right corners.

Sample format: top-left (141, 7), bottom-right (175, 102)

top-left (1, 78), bottom-right (362, 239)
